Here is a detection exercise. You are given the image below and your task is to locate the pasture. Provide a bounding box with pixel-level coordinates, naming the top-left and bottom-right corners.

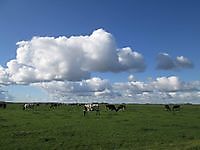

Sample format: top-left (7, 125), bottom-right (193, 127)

top-left (0, 103), bottom-right (200, 150)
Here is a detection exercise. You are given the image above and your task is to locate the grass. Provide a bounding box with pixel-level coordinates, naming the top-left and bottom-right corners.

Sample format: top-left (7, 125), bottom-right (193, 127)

top-left (0, 104), bottom-right (200, 150)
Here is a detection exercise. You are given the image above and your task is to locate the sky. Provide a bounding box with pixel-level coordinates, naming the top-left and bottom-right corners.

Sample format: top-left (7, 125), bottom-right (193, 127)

top-left (0, 0), bottom-right (200, 103)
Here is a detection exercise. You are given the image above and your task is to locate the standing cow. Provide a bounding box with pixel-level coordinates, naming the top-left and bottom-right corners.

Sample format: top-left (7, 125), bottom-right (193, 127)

top-left (117, 104), bottom-right (126, 112)
top-left (83, 103), bottom-right (100, 116)
top-left (23, 103), bottom-right (35, 110)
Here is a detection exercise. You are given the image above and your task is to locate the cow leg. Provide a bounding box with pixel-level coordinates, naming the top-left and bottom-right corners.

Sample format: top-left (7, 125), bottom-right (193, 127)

top-left (83, 110), bottom-right (86, 116)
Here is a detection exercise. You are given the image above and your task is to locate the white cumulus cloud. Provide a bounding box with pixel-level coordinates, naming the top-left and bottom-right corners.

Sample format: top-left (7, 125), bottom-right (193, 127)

top-left (118, 47), bottom-right (146, 72)
top-left (152, 76), bottom-right (182, 92)
top-left (0, 29), bottom-right (146, 84)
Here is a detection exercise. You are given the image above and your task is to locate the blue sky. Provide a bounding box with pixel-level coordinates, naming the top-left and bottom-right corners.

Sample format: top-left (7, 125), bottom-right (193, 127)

top-left (0, 0), bottom-right (200, 102)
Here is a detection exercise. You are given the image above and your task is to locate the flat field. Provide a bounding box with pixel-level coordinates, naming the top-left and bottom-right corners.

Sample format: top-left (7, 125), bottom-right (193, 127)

top-left (0, 104), bottom-right (200, 150)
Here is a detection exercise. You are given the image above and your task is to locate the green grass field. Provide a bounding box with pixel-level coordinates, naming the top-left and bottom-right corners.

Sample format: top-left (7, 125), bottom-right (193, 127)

top-left (0, 104), bottom-right (200, 150)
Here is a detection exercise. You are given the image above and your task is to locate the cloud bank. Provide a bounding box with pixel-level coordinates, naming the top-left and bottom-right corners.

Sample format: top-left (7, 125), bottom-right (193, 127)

top-left (31, 77), bottom-right (120, 103)
top-left (31, 75), bottom-right (200, 104)
top-left (156, 53), bottom-right (193, 70)
top-left (0, 29), bottom-right (145, 84)
top-left (113, 75), bottom-right (200, 104)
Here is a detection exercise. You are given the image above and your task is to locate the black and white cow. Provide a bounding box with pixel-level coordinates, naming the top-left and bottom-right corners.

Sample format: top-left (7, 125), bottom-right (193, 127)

top-left (83, 103), bottom-right (100, 116)
top-left (117, 104), bottom-right (126, 112)
top-left (23, 103), bottom-right (40, 110)
top-left (23, 103), bottom-right (39, 110)
top-left (23, 103), bottom-right (35, 110)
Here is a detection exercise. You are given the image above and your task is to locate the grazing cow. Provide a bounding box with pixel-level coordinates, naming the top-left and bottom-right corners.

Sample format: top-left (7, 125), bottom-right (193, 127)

top-left (172, 105), bottom-right (181, 111)
top-left (164, 105), bottom-right (171, 111)
top-left (23, 103), bottom-right (35, 110)
top-left (0, 102), bottom-right (6, 109)
top-left (83, 103), bottom-right (100, 116)
top-left (117, 104), bottom-right (126, 112)
top-left (105, 104), bottom-right (117, 112)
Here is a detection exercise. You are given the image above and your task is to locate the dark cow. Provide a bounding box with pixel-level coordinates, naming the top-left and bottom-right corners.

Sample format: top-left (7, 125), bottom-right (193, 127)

top-left (83, 103), bottom-right (100, 116)
top-left (164, 105), bottom-right (171, 111)
top-left (117, 104), bottom-right (126, 112)
top-left (0, 102), bottom-right (6, 109)
top-left (172, 105), bottom-right (181, 111)
top-left (105, 104), bottom-right (117, 112)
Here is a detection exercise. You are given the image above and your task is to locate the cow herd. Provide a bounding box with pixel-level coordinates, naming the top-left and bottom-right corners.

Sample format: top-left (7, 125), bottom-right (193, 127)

top-left (0, 101), bottom-right (127, 116)
top-left (0, 101), bottom-right (182, 116)
top-left (23, 103), bottom-right (63, 110)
